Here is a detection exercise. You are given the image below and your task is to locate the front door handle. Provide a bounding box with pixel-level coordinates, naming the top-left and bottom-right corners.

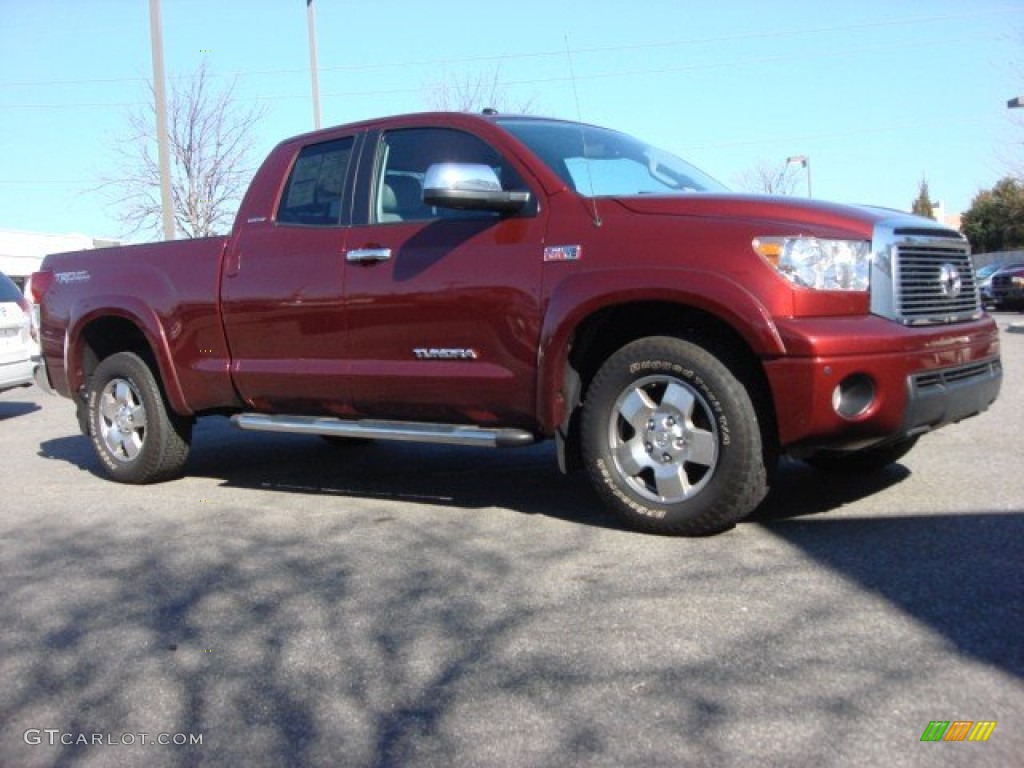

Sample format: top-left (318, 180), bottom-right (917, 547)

top-left (346, 247), bottom-right (392, 264)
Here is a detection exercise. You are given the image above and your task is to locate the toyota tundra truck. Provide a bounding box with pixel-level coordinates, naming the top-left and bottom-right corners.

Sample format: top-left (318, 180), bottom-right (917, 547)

top-left (31, 112), bottom-right (1002, 535)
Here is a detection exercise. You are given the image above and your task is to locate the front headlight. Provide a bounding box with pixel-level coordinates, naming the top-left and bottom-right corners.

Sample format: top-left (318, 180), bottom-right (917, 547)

top-left (753, 236), bottom-right (871, 291)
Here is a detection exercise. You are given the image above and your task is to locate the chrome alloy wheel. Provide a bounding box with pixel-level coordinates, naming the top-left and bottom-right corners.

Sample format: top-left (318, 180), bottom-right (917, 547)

top-left (607, 374), bottom-right (719, 504)
top-left (97, 377), bottom-right (148, 462)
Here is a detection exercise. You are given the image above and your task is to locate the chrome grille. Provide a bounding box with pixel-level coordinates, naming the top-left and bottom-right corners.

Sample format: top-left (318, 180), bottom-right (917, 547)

top-left (895, 244), bottom-right (979, 324)
top-left (871, 224), bottom-right (982, 325)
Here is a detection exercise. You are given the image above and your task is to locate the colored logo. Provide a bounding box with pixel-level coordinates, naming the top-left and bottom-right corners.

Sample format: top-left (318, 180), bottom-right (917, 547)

top-left (920, 720), bottom-right (997, 742)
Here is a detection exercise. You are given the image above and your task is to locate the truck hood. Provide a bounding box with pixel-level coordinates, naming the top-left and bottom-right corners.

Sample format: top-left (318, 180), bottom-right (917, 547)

top-left (612, 194), bottom-right (951, 237)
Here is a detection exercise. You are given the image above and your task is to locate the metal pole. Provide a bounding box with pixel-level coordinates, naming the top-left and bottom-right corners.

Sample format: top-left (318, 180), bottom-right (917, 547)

top-left (786, 155), bottom-right (812, 198)
top-left (149, 0), bottom-right (175, 240)
top-left (307, 0), bottom-right (322, 129)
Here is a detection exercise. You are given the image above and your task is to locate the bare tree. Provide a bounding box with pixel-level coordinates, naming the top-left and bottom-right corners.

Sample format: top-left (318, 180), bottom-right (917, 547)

top-left (733, 159), bottom-right (802, 196)
top-left (424, 66), bottom-right (537, 114)
top-left (102, 61), bottom-right (266, 239)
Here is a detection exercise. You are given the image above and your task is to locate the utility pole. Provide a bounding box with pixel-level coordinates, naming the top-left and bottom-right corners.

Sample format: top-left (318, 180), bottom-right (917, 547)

top-left (786, 155), bottom-right (812, 198)
top-left (148, 0), bottom-right (175, 240)
top-left (306, 0), bottom-right (322, 129)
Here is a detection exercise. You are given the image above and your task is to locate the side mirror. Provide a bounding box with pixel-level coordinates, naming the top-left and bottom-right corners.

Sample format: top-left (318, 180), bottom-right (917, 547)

top-left (423, 163), bottom-right (530, 214)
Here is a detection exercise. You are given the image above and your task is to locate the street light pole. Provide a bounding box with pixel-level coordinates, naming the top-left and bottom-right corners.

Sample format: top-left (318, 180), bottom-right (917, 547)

top-left (148, 0), bottom-right (175, 240)
top-left (786, 155), bottom-right (812, 198)
top-left (306, 0), bottom-right (322, 129)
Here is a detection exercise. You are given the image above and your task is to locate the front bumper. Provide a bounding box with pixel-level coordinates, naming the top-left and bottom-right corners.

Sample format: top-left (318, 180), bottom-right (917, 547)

top-left (764, 315), bottom-right (1001, 451)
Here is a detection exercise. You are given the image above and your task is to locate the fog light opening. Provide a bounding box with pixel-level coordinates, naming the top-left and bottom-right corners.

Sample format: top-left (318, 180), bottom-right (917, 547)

top-left (832, 374), bottom-right (876, 419)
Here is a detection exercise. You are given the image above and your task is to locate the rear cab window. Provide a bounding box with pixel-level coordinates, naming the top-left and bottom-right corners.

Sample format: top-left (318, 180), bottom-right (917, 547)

top-left (276, 137), bottom-right (355, 226)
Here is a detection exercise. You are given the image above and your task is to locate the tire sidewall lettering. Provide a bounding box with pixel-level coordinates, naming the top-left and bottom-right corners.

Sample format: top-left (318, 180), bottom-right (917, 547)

top-left (582, 337), bottom-right (768, 534)
top-left (595, 457), bottom-right (667, 519)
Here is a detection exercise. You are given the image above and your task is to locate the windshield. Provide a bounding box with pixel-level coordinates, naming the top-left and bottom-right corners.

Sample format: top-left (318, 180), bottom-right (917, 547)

top-left (498, 118), bottom-right (727, 197)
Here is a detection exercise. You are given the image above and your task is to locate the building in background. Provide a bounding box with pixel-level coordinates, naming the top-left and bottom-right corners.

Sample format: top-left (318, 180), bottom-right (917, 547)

top-left (930, 201), bottom-right (962, 232)
top-left (0, 230), bottom-right (121, 292)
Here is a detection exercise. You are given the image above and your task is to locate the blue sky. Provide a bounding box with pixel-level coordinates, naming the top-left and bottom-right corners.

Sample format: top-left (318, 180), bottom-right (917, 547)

top-left (1, 0), bottom-right (1021, 240)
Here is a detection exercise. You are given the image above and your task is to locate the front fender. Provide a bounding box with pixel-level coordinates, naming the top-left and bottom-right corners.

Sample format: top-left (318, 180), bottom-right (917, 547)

top-left (536, 267), bottom-right (786, 430)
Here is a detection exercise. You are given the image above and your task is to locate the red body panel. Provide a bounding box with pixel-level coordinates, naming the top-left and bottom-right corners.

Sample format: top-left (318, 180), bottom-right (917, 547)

top-left (35, 111), bottom-right (1000, 454)
top-left (37, 237), bottom-right (236, 414)
top-left (766, 316), bottom-right (1000, 447)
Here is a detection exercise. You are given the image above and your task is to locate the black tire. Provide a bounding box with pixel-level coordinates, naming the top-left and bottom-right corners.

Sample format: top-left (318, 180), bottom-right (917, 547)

top-left (581, 336), bottom-right (769, 536)
top-left (803, 436), bottom-right (919, 474)
top-left (86, 351), bottom-right (192, 483)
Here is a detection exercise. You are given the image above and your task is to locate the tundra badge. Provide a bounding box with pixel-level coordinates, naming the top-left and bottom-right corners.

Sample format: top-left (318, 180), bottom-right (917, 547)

top-left (413, 348), bottom-right (479, 360)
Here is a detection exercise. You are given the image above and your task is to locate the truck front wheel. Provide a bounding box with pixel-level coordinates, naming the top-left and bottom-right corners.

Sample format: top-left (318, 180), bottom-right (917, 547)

top-left (86, 351), bottom-right (192, 483)
top-left (581, 337), bottom-right (769, 535)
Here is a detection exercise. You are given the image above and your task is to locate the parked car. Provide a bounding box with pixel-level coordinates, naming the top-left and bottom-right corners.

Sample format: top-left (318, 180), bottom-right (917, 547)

top-left (978, 262), bottom-right (1024, 308)
top-left (0, 271), bottom-right (35, 394)
top-left (976, 263), bottom-right (1001, 307)
top-left (990, 263), bottom-right (1024, 311)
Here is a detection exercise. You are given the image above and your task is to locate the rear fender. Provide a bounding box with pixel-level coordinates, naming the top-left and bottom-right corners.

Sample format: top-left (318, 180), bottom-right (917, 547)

top-left (67, 296), bottom-right (190, 415)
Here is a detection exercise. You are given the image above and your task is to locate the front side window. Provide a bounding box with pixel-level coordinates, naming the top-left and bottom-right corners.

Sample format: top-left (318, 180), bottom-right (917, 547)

top-left (374, 128), bottom-right (527, 223)
top-left (277, 137), bottom-right (354, 226)
top-left (498, 118), bottom-right (726, 197)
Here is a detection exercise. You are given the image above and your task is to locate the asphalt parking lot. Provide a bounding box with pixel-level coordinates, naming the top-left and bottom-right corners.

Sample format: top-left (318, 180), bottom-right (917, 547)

top-left (2, 315), bottom-right (1022, 768)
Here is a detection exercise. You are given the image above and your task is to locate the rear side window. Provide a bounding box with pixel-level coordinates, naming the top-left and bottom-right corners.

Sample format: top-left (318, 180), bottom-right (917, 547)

top-left (277, 137), bottom-right (354, 226)
top-left (0, 272), bottom-right (23, 302)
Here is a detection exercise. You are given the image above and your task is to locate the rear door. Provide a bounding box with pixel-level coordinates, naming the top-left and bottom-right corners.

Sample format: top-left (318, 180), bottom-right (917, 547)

top-left (220, 134), bottom-right (359, 414)
top-left (343, 126), bottom-right (547, 428)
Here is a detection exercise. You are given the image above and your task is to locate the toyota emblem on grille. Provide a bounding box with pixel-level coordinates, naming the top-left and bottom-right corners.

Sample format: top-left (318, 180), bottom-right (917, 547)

top-left (938, 263), bottom-right (962, 299)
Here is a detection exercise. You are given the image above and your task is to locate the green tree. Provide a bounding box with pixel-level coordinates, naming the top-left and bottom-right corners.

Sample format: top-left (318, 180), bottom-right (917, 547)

top-left (960, 177), bottom-right (1024, 253)
top-left (911, 177), bottom-right (934, 219)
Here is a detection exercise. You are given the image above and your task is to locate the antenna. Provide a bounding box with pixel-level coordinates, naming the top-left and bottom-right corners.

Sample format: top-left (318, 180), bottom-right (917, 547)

top-left (564, 34), bottom-right (602, 227)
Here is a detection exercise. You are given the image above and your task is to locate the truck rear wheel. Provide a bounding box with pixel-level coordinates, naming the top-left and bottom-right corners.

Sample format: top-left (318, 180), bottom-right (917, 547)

top-left (86, 351), bottom-right (192, 483)
top-left (581, 336), bottom-right (769, 535)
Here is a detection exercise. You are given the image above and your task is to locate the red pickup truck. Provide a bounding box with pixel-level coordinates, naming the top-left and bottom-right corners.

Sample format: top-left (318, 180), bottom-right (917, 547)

top-left (32, 112), bottom-right (1002, 535)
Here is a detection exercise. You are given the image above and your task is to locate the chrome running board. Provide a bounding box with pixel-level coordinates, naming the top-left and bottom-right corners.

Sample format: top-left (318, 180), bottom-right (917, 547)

top-left (231, 413), bottom-right (536, 448)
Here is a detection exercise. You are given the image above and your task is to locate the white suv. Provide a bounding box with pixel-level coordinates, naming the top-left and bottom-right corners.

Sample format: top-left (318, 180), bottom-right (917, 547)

top-left (0, 272), bottom-right (35, 394)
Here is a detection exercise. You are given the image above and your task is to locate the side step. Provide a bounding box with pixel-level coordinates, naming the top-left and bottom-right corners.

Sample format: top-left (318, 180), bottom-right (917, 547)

top-left (231, 413), bottom-right (536, 448)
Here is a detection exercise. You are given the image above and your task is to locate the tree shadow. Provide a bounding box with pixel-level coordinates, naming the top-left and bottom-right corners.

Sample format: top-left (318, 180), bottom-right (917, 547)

top-left (10, 420), bottom-right (1024, 766)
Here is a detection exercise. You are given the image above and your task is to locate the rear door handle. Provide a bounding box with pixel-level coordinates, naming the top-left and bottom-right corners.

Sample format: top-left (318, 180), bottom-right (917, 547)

top-left (346, 247), bottom-right (392, 264)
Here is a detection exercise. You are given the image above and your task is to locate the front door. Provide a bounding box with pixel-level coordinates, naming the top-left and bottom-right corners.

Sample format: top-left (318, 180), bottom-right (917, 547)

top-left (343, 127), bottom-right (546, 428)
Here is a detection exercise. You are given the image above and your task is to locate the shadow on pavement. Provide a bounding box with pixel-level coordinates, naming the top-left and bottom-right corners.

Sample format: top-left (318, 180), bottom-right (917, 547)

top-left (760, 511), bottom-right (1024, 679)
top-left (39, 416), bottom-right (918, 533)
top-left (0, 398), bottom-right (41, 420)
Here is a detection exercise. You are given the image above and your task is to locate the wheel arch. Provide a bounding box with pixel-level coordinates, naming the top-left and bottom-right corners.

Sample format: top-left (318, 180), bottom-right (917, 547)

top-left (68, 301), bottom-right (190, 416)
top-left (541, 280), bottom-right (783, 473)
